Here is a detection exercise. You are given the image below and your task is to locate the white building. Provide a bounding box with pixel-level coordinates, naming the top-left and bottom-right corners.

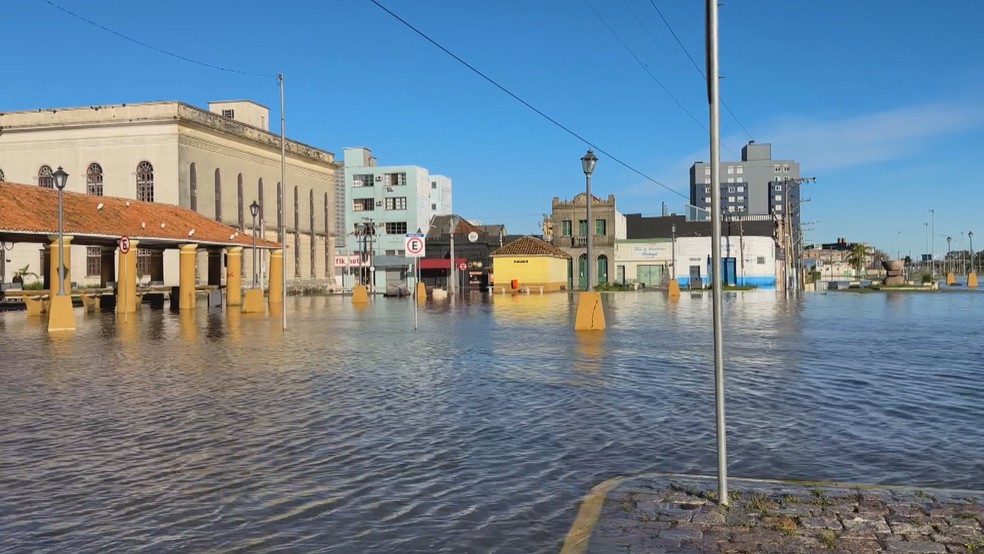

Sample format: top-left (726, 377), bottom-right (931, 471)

top-left (615, 235), bottom-right (777, 288)
top-left (0, 100), bottom-right (337, 287)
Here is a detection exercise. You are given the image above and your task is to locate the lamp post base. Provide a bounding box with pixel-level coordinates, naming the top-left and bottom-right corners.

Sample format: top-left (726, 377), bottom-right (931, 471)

top-left (574, 291), bottom-right (606, 331)
top-left (241, 288), bottom-right (265, 313)
top-left (968, 272), bottom-right (977, 288)
top-left (352, 284), bottom-right (369, 304)
top-left (667, 279), bottom-right (681, 299)
top-left (47, 295), bottom-right (76, 332)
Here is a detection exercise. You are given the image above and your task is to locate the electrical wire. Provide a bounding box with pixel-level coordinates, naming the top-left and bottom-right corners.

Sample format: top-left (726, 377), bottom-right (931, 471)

top-left (646, 0), bottom-right (754, 140)
top-left (40, 0), bottom-right (272, 78)
top-left (367, 0), bottom-right (687, 200)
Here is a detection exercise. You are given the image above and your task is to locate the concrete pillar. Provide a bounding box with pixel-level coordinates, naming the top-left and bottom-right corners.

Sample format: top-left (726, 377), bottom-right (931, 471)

top-left (667, 279), bottom-right (681, 299)
top-left (47, 235), bottom-right (73, 295)
top-left (46, 236), bottom-right (76, 333)
top-left (574, 291), bottom-right (606, 331)
top-left (116, 239), bottom-right (139, 314)
top-left (352, 284), bottom-right (368, 304)
top-left (268, 249), bottom-right (283, 305)
top-left (968, 272), bottom-right (978, 288)
top-left (150, 250), bottom-right (165, 283)
top-left (207, 249), bottom-right (223, 287)
top-left (226, 246), bottom-right (243, 307)
top-left (179, 243), bottom-right (198, 310)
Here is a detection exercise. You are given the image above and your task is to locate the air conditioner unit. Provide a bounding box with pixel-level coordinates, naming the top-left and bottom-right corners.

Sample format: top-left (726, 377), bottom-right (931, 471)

top-left (375, 176), bottom-right (382, 182)
top-left (375, 201), bottom-right (383, 206)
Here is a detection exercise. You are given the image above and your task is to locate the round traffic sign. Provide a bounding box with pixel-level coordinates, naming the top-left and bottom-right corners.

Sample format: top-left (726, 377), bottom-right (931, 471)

top-left (458, 262), bottom-right (467, 271)
top-left (119, 235), bottom-right (131, 254)
top-left (406, 236), bottom-right (425, 255)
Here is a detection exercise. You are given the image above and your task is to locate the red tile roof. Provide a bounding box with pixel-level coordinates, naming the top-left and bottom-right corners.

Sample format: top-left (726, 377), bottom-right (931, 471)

top-left (491, 236), bottom-right (570, 258)
top-left (0, 180), bottom-right (281, 249)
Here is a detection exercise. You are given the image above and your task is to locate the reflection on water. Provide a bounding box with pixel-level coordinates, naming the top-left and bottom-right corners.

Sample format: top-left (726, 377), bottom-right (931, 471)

top-left (1, 291), bottom-right (981, 553)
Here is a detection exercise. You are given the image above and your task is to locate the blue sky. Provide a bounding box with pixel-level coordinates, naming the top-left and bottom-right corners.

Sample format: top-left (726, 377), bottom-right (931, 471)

top-left (3, 1), bottom-right (983, 258)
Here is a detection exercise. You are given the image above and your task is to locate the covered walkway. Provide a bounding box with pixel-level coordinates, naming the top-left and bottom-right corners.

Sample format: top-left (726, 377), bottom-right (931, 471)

top-left (0, 180), bottom-right (283, 330)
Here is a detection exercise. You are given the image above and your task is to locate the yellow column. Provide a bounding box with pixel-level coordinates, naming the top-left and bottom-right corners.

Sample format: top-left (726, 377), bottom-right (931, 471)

top-left (116, 239), bottom-right (139, 314)
top-left (268, 249), bottom-right (283, 306)
top-left (667, 278), bottom-right (681, 299)
top-left (968, 272), bottom-right (978, 288)
top-left (47, 235), bottom-right (73, 295)
top-left (946, 272), bottom-right (955, 285)
top-left (416, 281), bottom-right (427, 303)
top-left (352, 284), bottom-right (369, 304)
top-left (46, 235), bottom-right (76, 332)
top-left (226, 246), bottom-right (243, 307)
top-left (179, 243), bottom-right (198, 310)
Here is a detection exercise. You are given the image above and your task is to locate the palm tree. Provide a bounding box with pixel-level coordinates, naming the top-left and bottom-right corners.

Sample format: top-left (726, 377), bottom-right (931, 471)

top-left (844, 243), bottom-right (867, 278)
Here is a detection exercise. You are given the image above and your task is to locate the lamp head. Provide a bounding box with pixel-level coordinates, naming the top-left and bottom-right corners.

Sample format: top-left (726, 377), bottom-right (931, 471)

top-left (249, 200), bottom-right (260, 217)
top-left (581, 149), bottom-right (598, 176)
top-left (52, 166), bottom-right (69, 191)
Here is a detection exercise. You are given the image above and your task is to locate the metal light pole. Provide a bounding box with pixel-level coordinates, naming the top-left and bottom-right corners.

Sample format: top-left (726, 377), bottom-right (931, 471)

top-left (970, 231), bottom-right (975, 274)
top-left (897, 231), bottom-right (901, 260)
top-left (449, 216), bottom-right (457, 294)
top-left (671, 222), bottom-right (676, 282)
top-left (930, 209), bottom-right (935, 275)
top-left (249, 200), bottom-right (260, 287)
top-left (946, 235), bottom-right (952, 275)
top-left (581, 149), bottom-right (597, 291)
top-left (52, 166), bottom-right (69, 296)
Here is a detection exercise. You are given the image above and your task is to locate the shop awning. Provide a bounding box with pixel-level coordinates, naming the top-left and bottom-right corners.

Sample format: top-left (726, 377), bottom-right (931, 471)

top-left (418, 257), bottom-right (466, 270)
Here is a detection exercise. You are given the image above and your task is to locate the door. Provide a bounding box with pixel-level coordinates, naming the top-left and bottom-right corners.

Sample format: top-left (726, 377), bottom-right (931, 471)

top-left (596, 255), bottom-right (609, 285)
top-left (636, 265), bottom-right (662, 286)
top-left (616, 265), bottom-right (625, 284)
top-left (577, 254), bottom-right (587, 289)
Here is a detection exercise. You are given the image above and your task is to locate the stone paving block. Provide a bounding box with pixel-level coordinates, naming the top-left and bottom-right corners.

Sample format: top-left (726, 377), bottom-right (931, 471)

top-left (883, 539), bottom-right (947, 552)
top-left (801, 515), bottom-right (843, 530)
top-left (890, 503), bottom-right (931, 516)
top-left (690, 509), bottom-right (726, 526)
top-left (890, 520), bottom-right (936, 535)
top-left (657, 526), bottom-right (703, 542)
top-left (857, 499), bottom-right (891, 515)
top-left (835, 538), bottom-right (883, 554)
top-left (841, 514), bottom-right (892, 535)
top-left (946, 516), bottom-right (982, 529)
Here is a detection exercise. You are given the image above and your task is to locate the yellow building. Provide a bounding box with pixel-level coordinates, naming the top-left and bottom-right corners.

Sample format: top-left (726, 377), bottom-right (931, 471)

top-left (491, 236), bottom-right (570, 292)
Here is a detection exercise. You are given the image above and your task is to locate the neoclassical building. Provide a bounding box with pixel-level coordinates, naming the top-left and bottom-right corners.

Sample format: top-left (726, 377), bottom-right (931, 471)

top-left (546, 193), bottom-right (626, 289)
top-left (0, 100), bottom-right (337, 287)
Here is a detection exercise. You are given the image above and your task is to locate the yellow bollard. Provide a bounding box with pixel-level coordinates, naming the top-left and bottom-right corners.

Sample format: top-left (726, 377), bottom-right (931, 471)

top-left (667, 278), bottom-right (681, 299)
top-left (968, 272), bottom-right (978, 288)
top-left (574, 291), bottom-right (606, 331)
top-left (352, 284), bottom-right (369, 304)
top-left (225, 246), bottom-right (243, 307)
top-left (946, 272), bottom-right (955, 286)
top-left (416, 281), bottom-right (427, 303)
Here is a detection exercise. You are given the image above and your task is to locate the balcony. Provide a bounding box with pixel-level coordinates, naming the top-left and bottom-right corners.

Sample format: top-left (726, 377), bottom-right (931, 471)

top-left (572, 236), bottom-right (587, 247)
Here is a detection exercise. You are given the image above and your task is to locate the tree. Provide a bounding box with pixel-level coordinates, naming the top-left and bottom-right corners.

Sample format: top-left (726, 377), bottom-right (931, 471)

top-left (844, 243), bottom-right (867, 278)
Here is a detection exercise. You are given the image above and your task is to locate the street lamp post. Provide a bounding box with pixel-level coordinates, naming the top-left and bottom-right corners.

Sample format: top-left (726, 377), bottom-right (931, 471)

top-left (52, 166), bottom-right (69, 296)
top-left (671, 222), bottom-right (676, 282)
top-left (970, 231), bottom-right (975, 274)
top-left (249, 200), bottom-right (260, 288)
top-left (946, 235), bottom-right (952, 276)
top-left (449, 216), bottom-right (457, 294)
top-left (581, 149), bottom-right (597, 291)
top-left (897, 231), bottom-right (901, 260)
top-left (930, 209), bottom-right (935, 275)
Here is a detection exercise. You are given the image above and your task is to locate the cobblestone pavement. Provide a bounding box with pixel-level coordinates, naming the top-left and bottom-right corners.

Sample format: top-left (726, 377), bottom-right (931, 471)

top-left (562, 475), bottom-right (984, 554)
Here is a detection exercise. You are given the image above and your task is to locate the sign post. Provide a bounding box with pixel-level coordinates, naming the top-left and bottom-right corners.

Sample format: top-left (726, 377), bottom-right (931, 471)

top-left (405, 233), bottom-right (425, 329)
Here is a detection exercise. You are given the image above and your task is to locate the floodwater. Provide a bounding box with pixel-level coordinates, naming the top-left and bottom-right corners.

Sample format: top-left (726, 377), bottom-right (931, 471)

top-left (1, 290), bottom-right (981, 553)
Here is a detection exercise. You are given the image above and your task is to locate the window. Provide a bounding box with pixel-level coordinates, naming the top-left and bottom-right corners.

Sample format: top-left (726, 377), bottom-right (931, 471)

top-left (728, 196), bottom-right (736, 202)
top-left (222, 109), bottom-right (235, 119)
top-left (190, 164), bottom-right (198, 211)
top-left (385, 221), bottom-right (407, 234)
top-left (431, 181), bottom-right (437, 189)
top-left (561, 220), bottom-right (572, 237)
top-left (757, 256), bottom-right (766, 264)
top-left (353, 198), bottom-right (374, 211)
top-left (775, 195), bottom-right (782, 202)
top-left (737, 206), bottom-right (745, 212)
top-left (237, 174), bottom-right (244, 229)
top-left (774, 205), bottom-right (783, 212)
top-left (704, 197), bottom-right (711, 204)
top-left (137, 248), bottom-right (152, 277)
top-left (703, 167), bottom-right (710, 175)
top-left (86, 163), bottom-right (103, 195)
top-left (736, 166), bottom-right (744, 174)
top-left (774, 164), bottom-right (781, 173)
top-left (727, 186), bottom-right (735, 193)
top-left (136, 161), bottom-right (154, 202)
top-left (38, 165), bottom-right (54, 189)
top-left (385, 173), bottom-right (407, 186)
top-left (595, 219), bottom-right (606, 236)
top-left (727, 206), bottom-right (736, 212)
top-left (703, 186), bottom-right (710, 193)
top-left (257, 179), bottom-right (264, 221)
top-left (385, 197), bottom-right (407, 210)
top-left (774, 184), bottom-right (783, 192)
top-left (704, 177), bottom-right (711, 184)
top-left (352, 174), bottom-right (373, 187)
top-left (727, 166), bottom-right (734, 174)
top-left (86, 247), bottom-right (101, 276)
top-left (431, 203), bottom-right (437, 210)
top-left (215, 169), bottom-right (222, 221)
top-left (737, 186), bottom-right (745, 192)
top-left (783, 163), bottom-right (790, 173)
top-left (727, 177), bottom-right (735, 183)
top-left (578, 219), bottom-right (588, 237)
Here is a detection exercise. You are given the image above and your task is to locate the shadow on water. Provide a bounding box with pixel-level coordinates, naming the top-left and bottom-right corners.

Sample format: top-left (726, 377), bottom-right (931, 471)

top-left (0, 290), bottom-right (981, 553)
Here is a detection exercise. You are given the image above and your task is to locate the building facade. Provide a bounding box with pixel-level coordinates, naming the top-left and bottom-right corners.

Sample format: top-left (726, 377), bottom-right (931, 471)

top-left (546, 193), bottom-right (625, 289)
top-left (689, 141), bottom-right (801, 225)
top-left (0, 100), bottom-right (337, 287)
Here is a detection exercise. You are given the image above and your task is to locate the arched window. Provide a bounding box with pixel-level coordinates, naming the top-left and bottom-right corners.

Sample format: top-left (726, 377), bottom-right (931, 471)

top-left (38, 165), bottom-right (54, 189)
top-left (214, 168), bottom-right (222, 221)
top-left (276, 182), bottom-right (283, 242)
top-left (86, 163), bottom-right (103, 195)
top-left (309, 189), bottom-right (315, 278)
top-left (324, 192), bottom-right (330, 277)
top-left (294, 185), bottom-right (300, 277)
top-left (189, 163), bottom-right (198, 211)
top-left (257, 178), bottom-right (265, 222)
top-left (136, 161), bottom-right (154, 202)
top-left (237, 174), bottom-right (244, 229)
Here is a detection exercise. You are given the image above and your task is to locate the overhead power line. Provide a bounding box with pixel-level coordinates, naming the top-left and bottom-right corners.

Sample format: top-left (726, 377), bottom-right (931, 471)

top-left (40, 0), bottom-right (272, 78)
top-left (367, 0), bottom-right (687, 200)
top-left (646, 0), bottom-right (754, 141)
